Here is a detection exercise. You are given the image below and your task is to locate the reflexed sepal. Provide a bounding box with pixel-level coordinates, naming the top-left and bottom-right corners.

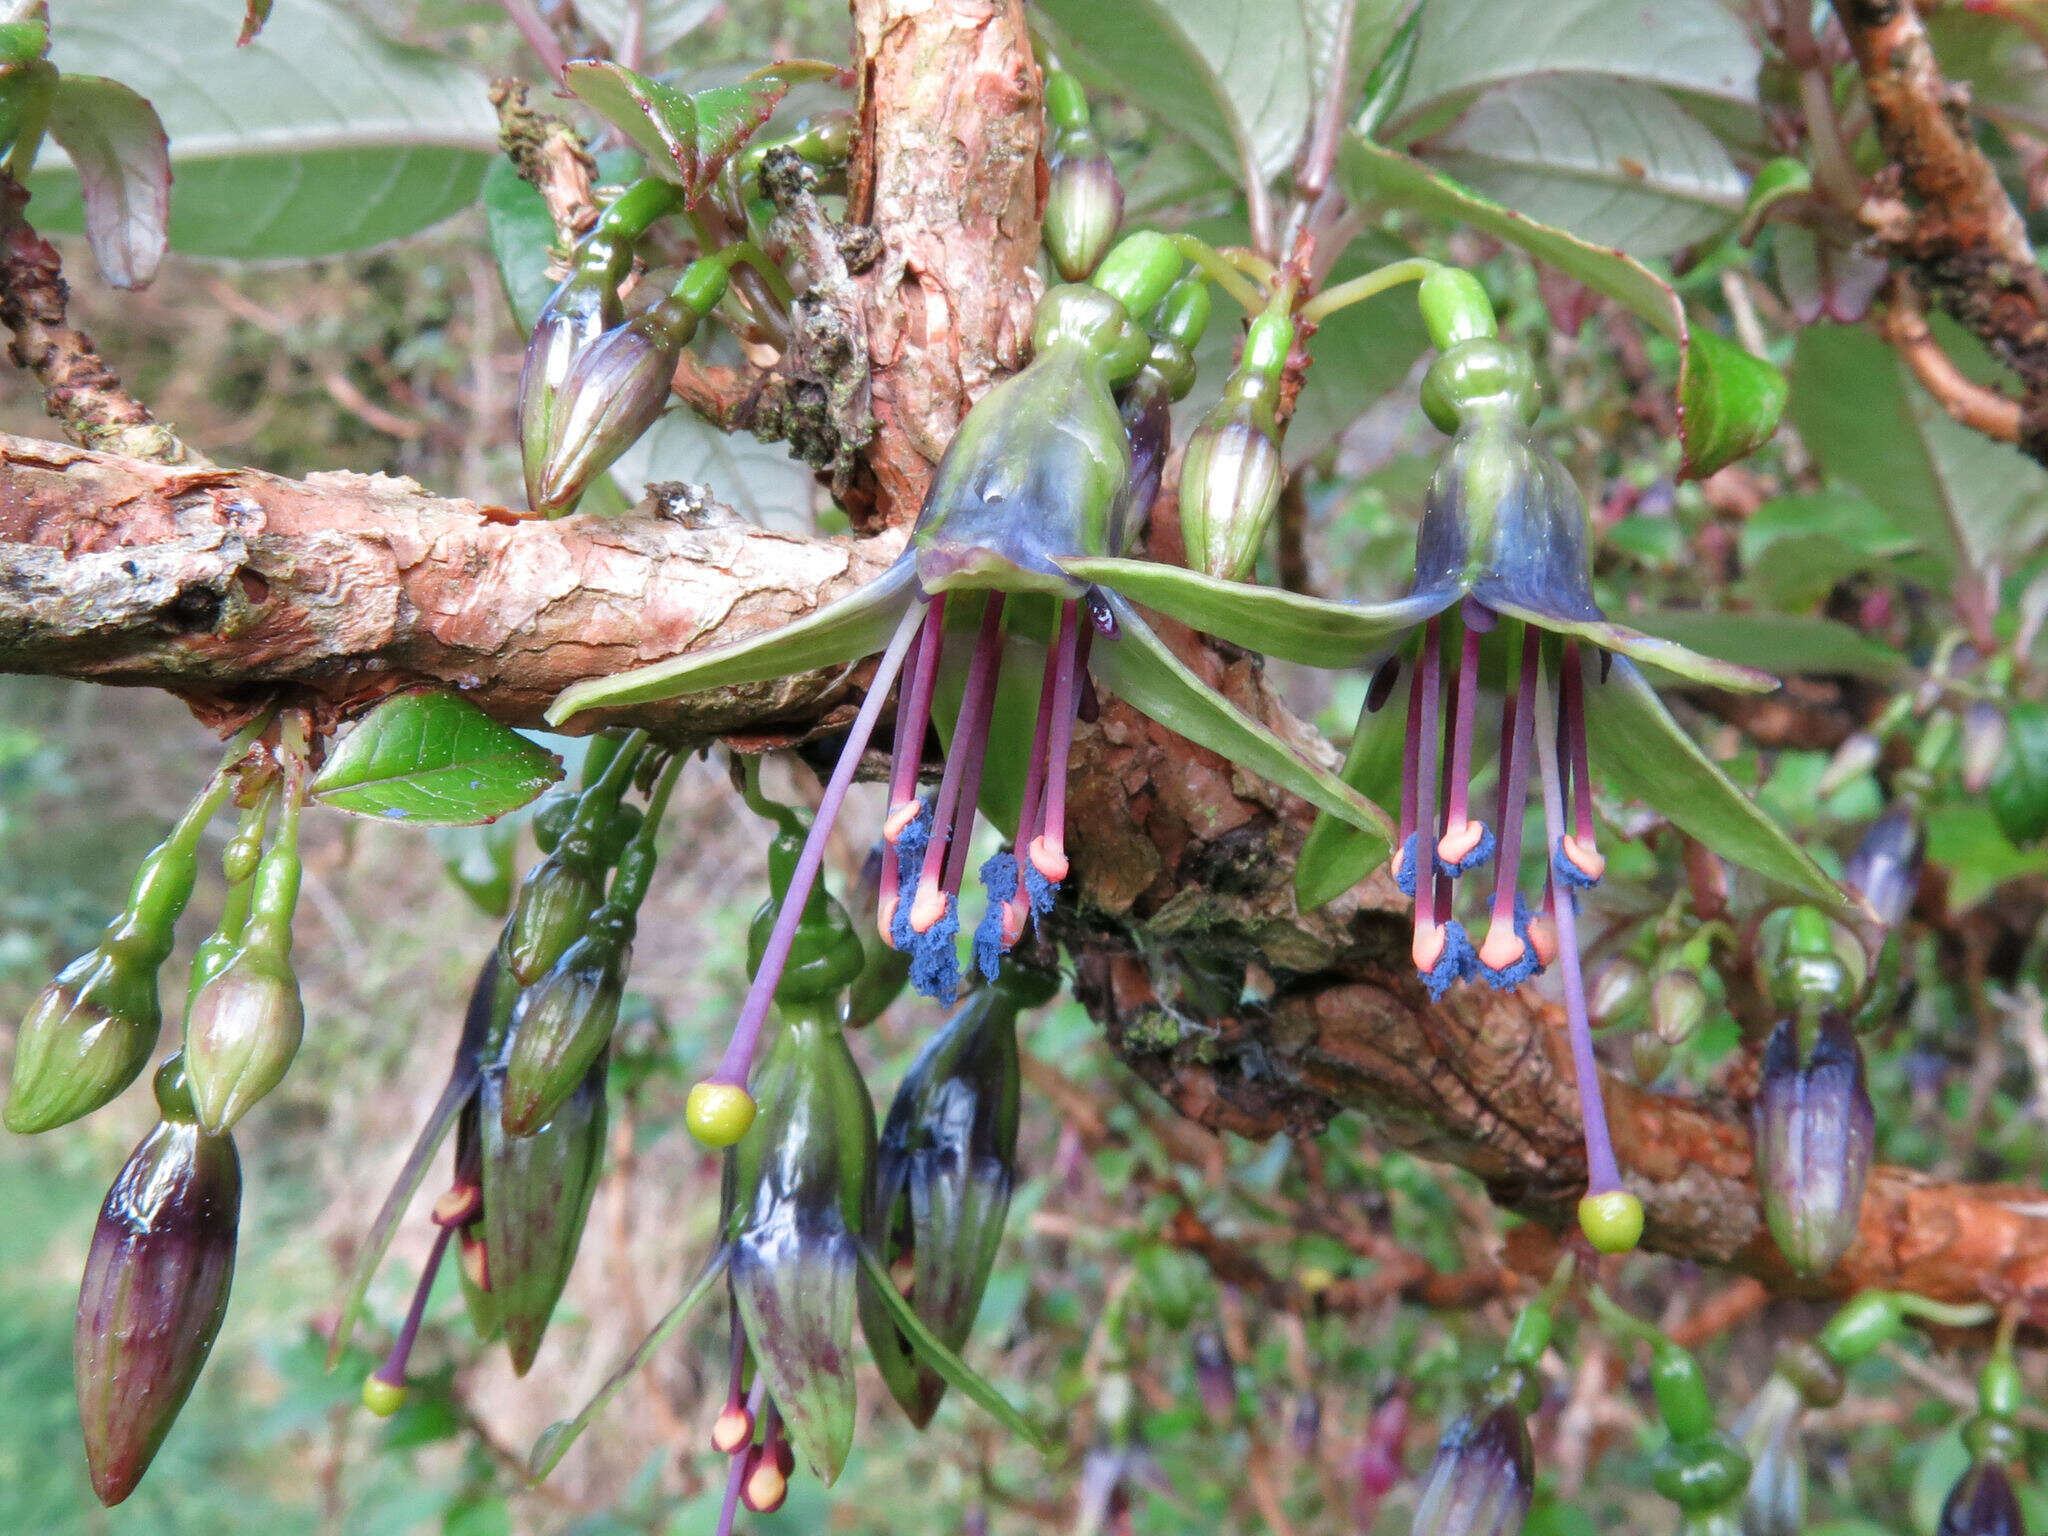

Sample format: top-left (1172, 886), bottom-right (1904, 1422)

top-left (1753, 1014), bottom-right (1873, 1277)
top-left (1939, 1463), bottom-right (2024, 1536)
top-left (75, 1120), bottom-right (241, 1506)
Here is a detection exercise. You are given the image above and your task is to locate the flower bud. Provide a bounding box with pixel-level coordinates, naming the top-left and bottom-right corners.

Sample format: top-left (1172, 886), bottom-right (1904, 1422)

top-left (1355, 1392), bottom-right (1410, 1507)
top-left (479, 1055), bottom-right (608, 1374)
top-left (1733, 1375), bottom-right (1805, 1536)
top-left (1589, 957), bottom-right (1647, 1025)
top-left (1939, 1463), bottom-right (2023, 1536)
top-left (74, 1118), bottom-right (240, 1505)
top-left (1651, 969), bottom-right (1709, 1047)
top-left (1753, 1013), bottom-right (1873, 1277)
top-left (1412, 1403), bottom-right (1534, 1536)
top-left (1178, 382), bottom-right (1285, 582)
top-left (497, 914), bottom-right (628, 1137)
top-left (532, 298), bottom-right (697, 517)
top-left (1816, 731), bottom-right (1882, 798)
top-left (1632, 1031), bottom-right (1673, 1083)
top-left (1961, 703), bottom-right (2009, 795)
top-left (1841, 808), bottom-right (1922, 932)
top-left (5, 948), bottom-right (159, 1133)
top-left (519, 260), bottom-right (623, 513)
top-left (501, 851), bottom-right (605, 988)
top-left (1759, 906), bottom-right (1863, 1016)
top-left (183, 947), bottom-right (305, 1134)
top-left (860, 983), bottom-right (1021, 1427)
top-left (1191, 1329), bottom-right (1236, 1424)
top-left (1045, 127), bottom-right (1123, 283)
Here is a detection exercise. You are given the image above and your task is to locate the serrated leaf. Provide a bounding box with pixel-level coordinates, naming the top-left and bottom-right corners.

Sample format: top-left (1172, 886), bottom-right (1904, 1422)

top-left (1035, 0), bottom-right (1310, 185)
top-left (1341, 136), bottom-right (1783, 477)
top-left (1582, 657), bottom-right (1852, 914)
top-left (32, 0), bottom-right (496, 260)
top-left (1418, 77), bottom-right (1742, 258)
top-left (43, 73), bottom-right (167, 288)
top-left (311, 691), bottom-right (562, 825)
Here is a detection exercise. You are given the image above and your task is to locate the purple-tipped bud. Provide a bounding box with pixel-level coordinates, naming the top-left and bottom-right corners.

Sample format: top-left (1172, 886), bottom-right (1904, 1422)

top-left (498, 918), bottom-right (628, 1137)
top-left (1179, 387), bottom-right (1285, 583)
top-left (1962, 704), bottom-right (2009, 796)
top-left (1044, 127), bottom-right (1123, 283)
top-left (75, 1119), bottom-right (241, 1505)
top-left (1939, 1463), bottom-right (2024, 1536)
top-left (6, 949), bottom-right (159, 1133)
top-left (519, 264), bottom-right (622, 513)
top-left (1841, 808), bottom-right (1923, 931)
top-left (183, 948), bottom-right (305, 1134)
top-left (1191, 1329), bottom-right (1236, 1424)
top-left (1651, 969), bottom-right (1709, 1047)
top-left (1753, 1014), bottom-right (1873, 1277)
top-left (1734, 1375), bottom-right (1806, 1536)
top-left (532, 300), bottom-right (695, 517)
top-left (1816, 731), bottom-right (1882, 798)
top-left (1412, 1403), bottom-right (1535, 1536)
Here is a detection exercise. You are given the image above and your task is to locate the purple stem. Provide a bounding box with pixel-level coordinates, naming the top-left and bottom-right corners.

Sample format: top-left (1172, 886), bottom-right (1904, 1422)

top-left (1034, 603), bottom-right (1083, 865)
top-left (1530, 653), bottom-right (1624, 1196)
top-left (712, 601), bottom-right (926, 1087)
top-left (1007, 623), bottom-right (1066, 909)
top-left (1396, 645), bottom-right (1424, 855)
top-left (917, 595), bottom-right (1007, 896)
top-left (1409, 618), bottom-right (1444, 951)
top-left (1488, 632), bottom-right (1540, 933)
top-left (496, 0), bottom-right (567, 81)
top-left (1561, 642), bottom-right (1597, 842)
top-left (372, 1222), bottom-right (454, 1389)
top-left (880, 599), bottom-right (946, 929)
top-left (1439, 604), bottom-right (1486, 839)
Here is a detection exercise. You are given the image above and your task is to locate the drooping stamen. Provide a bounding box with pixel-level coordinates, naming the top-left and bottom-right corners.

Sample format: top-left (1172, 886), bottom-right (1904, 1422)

top-left (1435, 600), bottom-right (1496, 877)
top-left (975, 626), bottom-right (1066, 978)
top-left (1479, 631), bottom-right (1541, 986)
top-left (709, 601), bottom-right (927, 1092)
top-left (710, 1300), bottom-right (753, 1454)
top-left (910, 596), bottom-right (1008, 933)
top-left (878, 598), bottom-right (947, 938)
top-left (1409, 619), bottom-right (1448, 976)
top-left (1392, 646), bottom-right (1425, 896)
top-left (1555, 641), bottom-right (1604, 889)
top-left (1027, 601), bottom-right (1083, 894)
top-left (366, 1215), bottom-right (457, 1405)
top-left (1530, 654), bottom-right (1626, 1203)
top-left (712, 1377), bottom-right (770, 1536)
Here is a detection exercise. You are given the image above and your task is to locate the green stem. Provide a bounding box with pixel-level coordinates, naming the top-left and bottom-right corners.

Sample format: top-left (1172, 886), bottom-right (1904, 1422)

top-left (700, 239), bottom-right (797, 311)
top-left (738, 753), bottom-right (807, 839)
top-left (1298, 256), bottom-right (1438, 324)
top-left (1167, 233), bottom-right (1266, 313)
top-left (1893, 1295), bottom-right (1996, 1331)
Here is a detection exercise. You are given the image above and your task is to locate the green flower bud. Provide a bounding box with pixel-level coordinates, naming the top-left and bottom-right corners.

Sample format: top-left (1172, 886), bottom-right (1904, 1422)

top-left (1760, 906), bottom-right (1863, 1015)
top-left (1651, 969), bottom-right (1710, 1046)
top-left (1044, 123), bottom-right (1123, 282)
top-left (498, 912), bottom-right (629, 1137)
top-left (183, 947), bottom-right (305, 1135)
top-left (1178, 375), bottom-right (1285, 582)
top-left (75, 1118), bottom-right (240, 1506)
top-left (1421, 337), bottom-right (1538, 433)
top-left (519, 260), bottom-right (623, 513)
top-left (532, 298), bottom-right (698, 517)
top-left (1652, 1439), bottom-right (1751, 1513)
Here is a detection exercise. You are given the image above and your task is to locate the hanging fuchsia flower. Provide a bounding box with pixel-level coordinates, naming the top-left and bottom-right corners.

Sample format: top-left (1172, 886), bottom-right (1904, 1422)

top-left (547, 231), bottom-right (1389, 1145)
top-left (1067, 267), bottom-right (1854, 1252)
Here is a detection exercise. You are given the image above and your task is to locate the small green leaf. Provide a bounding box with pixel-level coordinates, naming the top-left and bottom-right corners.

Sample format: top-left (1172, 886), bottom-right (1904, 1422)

top-left (1341, 137), bottom-right (1784, 478)
top-left (528, 1248), bottom-right (731, 1480)
top-left (686, 75), bottom-right (797, 188)
top-left (1582, 657), bottom-right (1853, 914)
top-left (482, 156), bottom-right (559, 332)
top-left (1064, 555), bottom-right (1446, 667)
top-left (545, 559), bottom-right (919, 725)
top-left (43, 73), bottom-right (168, 288)
top-left (1991, 701), bottom-right (2048, 849)
top-left (564, 60), bottom-right (699, 185)
top-left (311, 691), bottom-right (562, 825)
top-left (1092, 593), bottom-right (1394, 856)
top-left (1928, 802), bottom-right (2048, 910)
top-left (855, 1242), bottom-right (1050, 1454)
top-left (1620, 610), bottom-right (1905, 681)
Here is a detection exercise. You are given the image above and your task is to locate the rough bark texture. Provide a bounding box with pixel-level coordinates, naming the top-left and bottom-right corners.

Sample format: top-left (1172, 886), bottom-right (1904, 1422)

top-left (2, 0), bottom-right (2046, 1321)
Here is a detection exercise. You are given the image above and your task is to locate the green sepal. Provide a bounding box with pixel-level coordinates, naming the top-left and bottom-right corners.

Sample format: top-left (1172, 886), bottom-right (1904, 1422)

top-left (527, 1245), bottom-right (731, 1479)
top-left (1062, 555), bottom-right (1448, 668)
top-left (854, 1240), bottom-right (1050, 1454)
top-left (1090, 593), bottom-right (1394, 855)
top-left (1484, 600), bottom-right (1778, 694)
top-left (1582, 658), bottom-right (1856, 916)
top-left (547, 558), bottom-right (918, 723)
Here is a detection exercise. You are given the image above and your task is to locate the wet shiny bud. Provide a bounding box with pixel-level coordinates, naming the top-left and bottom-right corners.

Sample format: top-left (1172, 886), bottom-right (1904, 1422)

top-left (1651, 1439), bottom-right (1752, 1512)
top-left (75, 1119), bottom-right (241, 1506)
top-left (687, 1080), bottom-right (757, 1147)
top-left (1412, 1403), bottom-right (1534, 1536)
top-left (533, 298), bottom-right (698, 517)
top-left (1841, 808), bottom-right (1922, 931)
top-left (860, 983), bottom-right (1021, 1427)
top-left (1938, 1462), bottom-right (2023, 1536)
top-left (501, 853), bottom-right (605, 989)
top-left (1753, 1013), bottom-right (1873, 1276)
top-left (1579, 1189), bottom-right (1645, 1254)
top-left (1760, 906), bottom-right (1863, 1016)
top-left (498, 919), bottom-right (628, 1137)
top-left (519, 259), bottom-right (623, 512)
top-left (1421, 337), bottom-right (1538, 433)
top-left (1179, 379), bottom-right (1285, 582)
top-left (1191, 1329), bottom-right (1236, 1424)
top-left (1044, 124), bottom-right (1123, 283)
top-left (1961, 703), bottom-right (2008, 795)
top-left (1652, 970), bottom-right (1710, 1047)
top-left (183, 948), bottom-right (305, 1134)
top-left (5, 949), bottom-right (159, 1133)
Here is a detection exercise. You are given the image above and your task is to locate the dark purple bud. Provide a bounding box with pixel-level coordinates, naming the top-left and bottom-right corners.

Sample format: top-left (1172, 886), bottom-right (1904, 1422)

top-left (532, 299), bottom-right (697, 517)
top-left (1841, 808), bottom-right (1923, 931)
top-left (1044, 126), bottom-right (1123, 283)
top-left (1939, 1462), bottom-right (2024, 1536)
top-left (1753, 1014), bottom-right (1874, 1277)
top-left (75, 1119), bottom-right (241, 1505)
top-left (1412, 1403), bottom-right (1535, 1536)
top-left (1191, 1329), bottom-right (1236, 1424)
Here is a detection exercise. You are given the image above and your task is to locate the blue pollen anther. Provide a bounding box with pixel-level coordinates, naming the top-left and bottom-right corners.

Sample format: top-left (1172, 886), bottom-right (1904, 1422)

top-left (1551, 842), bottom-right (1602, 891)
top-left (889, 808), bottom-right (936, 953)
top-left (1023, 860), bottom-right (1059, 917)
top-left (973, 851), bottom-right (1020, 982)
top-left (1418, 920), bottom-right (1476, 1001)
top-left (907, 895), bottom-right (962, 1003)
top-left (1434, 823), bottom-right (1496, 879)
top-left (1394, 832), bottom-right (1421, 898)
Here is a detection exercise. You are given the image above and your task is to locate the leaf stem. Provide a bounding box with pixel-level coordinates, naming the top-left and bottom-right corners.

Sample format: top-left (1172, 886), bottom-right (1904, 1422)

top-left (1298, 256), bottom-right (1438, 323)
top-left (1168, 233), bottom-right (1269, 313)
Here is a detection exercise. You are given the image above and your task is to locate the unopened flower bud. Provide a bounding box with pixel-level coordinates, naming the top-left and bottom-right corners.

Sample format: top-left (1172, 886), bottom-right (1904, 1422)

top-left (5, 950), bottom-right (159, 1134)
top-left (501, 852), bottom-right (605, 988)
top-left (1760, 906), bottom-right (1863, 1016)
top-left (183, 948), bottom-right (304, 1134)
top-left (532, 298), bottom-right (697, 517)
top-left (1589, 957), bottom-right (1647, 1025)
top-left (519, 260), bottom-right (623, 513)
top-left (75, 1118), bottom-right (240, 1505)
top-left (1651, 969), bottom-right (1709, 1047)
top-left (1753, 1013), bottom-right (1873, 1276)
top-left (1961, 703), bottom-right (2009, 794)
top-left (1734, 1375), bottom-right (1806, 1536)
top-left (1817, 731), bottom-right (1882, 798)
top-left (1412, 1403), bottom-right (1534, 1536)
top-left (498, 916), bottom-right (628, 1137)
top-left (1191, 1329), bottom-right (1236, 1424)
top-left (1841, 808), bottom-right (1922, 931)
top-left (1179, 384), bottom-right (1285, 582)
top-left (1938, 1462), bottom-right (2023, 1536)
top-left (1354, 1392), bottom-right (1410, 1509)
top-left (1042, 71), bottom-right (1122, 282)
top-left (1632, 1031), bottom-right (1673, 1083)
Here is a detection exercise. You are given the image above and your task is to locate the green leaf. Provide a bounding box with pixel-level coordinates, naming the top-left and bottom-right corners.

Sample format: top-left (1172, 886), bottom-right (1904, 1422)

top-left (545, 559), bottom-right (919, 725)
top-left (528, 1248), bottom-right (731, 1479)
top-left (1991, 701), bottom-right (2048, 848)
top-left (570, 0), bottom-right (717, 59)
top-left (32, 0), bottom-right (496, 260)
top-left (1390, 0), bottom-right (1760, 127)
top-left (605, 407), bottom-right (817, 529)
top-left (1302, 0), bottom-right (1411, 135)
top-left (1488, 600), bottom-right (1779, 692)
top-left (1418, 78), bottom-right (1742, 257)
top-left (43, 74), bottom-right (167, 288)
top-left (311, 690), bottom-right (563, 825)
top-left (1034, 0), bottom-right (1310, 184)
top-left (1618, 610), bottom-right (1905, 680)
top-left (482, 156), bottom-right (559, 332)
top-left (1735, 491), bottom-right (1920, 608)
top-left (854, 1243), bottom-right (1050, 1454)
top-left (1790, 322), bottom-right (2048, 576)
top-left (1295, 680), bottom-right (1409, 910)
top-left (1341, 136), bottom-right (1784, 478)
top-left (1287, 237), bottom-right (1434, 464)
top-left (1092, 593), bottom-right (1394, 855)
top-left (1581, 657), bottom-right (1853, 914)
top-left (1931, 802), bottom-right (2048, 910)
top-left (563, 61), bottom-right (789, 196)
top-left (1064, 555), bottom-right (1447, 667)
